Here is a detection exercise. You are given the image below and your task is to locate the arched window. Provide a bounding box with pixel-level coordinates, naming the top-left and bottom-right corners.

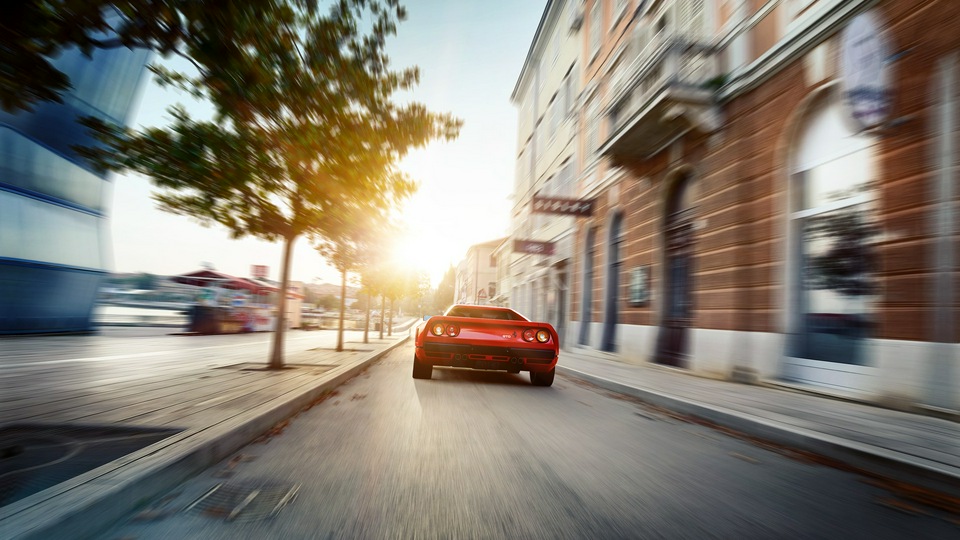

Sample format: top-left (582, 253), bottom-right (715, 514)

top-left (788, 93), bottom-right (879, 370)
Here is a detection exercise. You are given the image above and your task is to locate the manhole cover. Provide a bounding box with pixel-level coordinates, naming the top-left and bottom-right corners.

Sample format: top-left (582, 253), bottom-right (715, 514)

top-left (0, 424), bottom-right (181, 508)
top-left (186, 479), bottom-right (300, 522)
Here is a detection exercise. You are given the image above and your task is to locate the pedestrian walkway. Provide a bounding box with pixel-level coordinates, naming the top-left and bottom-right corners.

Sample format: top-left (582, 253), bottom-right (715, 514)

top-left (557, 346), bottom-right (960, 501)
top-left (0, 327), bottom-right (411, 540)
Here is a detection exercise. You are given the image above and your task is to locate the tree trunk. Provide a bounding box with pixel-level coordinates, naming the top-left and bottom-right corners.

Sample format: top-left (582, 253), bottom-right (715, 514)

top-left (269, 234), bottom-right (296, 369)
top-left (379, 294), bottom-right (385, 340)
top-left (337, 268), bottom-right (347, 352)
top-left (388, 297), bottom-right (394, 337)
top-left (363, 292), bottom-right (371, 344)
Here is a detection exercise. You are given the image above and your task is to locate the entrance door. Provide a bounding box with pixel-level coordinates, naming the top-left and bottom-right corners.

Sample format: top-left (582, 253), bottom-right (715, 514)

top-left (656, 178), bottom-right (695, 367)
top-left (601, 213), bottom-right (623, 352)
top-left (556, 269), bottom-right (568, 348)
top-left (578, 228), bottom-right (596, 346)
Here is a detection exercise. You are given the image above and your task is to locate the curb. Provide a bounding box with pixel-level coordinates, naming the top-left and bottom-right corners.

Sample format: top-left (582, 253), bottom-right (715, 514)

top-left (556, 365), bottom-right (960, 500)
top-left (3, 337), bottom-right (409, 540)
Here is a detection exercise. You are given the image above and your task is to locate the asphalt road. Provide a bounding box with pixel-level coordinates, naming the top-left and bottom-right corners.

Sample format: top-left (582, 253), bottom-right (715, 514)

top-left (104, 341), bottom-right (958, 539)
top-left (0, 327), bottom-right (367, 394)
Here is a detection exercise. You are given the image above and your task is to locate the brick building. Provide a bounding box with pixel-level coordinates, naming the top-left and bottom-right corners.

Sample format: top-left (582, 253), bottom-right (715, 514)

top-left (535, 0), bottom-right (959, 410)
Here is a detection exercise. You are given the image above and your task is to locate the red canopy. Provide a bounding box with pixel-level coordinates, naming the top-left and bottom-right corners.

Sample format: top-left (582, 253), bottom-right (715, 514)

top-left (172, 270), bottom-right (303, 299)
top-left (172, 269), bottom-right (266, 295)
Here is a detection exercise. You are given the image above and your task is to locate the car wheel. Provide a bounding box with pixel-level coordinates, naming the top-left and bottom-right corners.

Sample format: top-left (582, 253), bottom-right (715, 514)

top-left (412, 355), bottom-right (432, 380)
top-left (530, 367), bottom-right (555, 387)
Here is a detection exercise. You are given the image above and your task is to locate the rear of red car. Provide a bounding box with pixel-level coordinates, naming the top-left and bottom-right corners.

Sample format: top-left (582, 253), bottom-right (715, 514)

top-left (413, 306), bottom-right (559, 386)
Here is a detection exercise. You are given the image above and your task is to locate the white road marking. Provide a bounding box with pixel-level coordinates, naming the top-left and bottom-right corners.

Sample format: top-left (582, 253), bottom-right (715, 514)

top-left (1, 335), bottom-right (318, 369)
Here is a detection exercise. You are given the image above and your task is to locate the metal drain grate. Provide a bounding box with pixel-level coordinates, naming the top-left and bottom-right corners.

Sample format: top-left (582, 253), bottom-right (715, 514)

top-left (185, 480), bottom-right (300, 522)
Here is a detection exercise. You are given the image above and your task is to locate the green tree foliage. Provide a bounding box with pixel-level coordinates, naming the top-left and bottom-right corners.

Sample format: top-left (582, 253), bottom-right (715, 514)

top-left (3, 1), bottom-right (313, 112)
top-left (315, 200), bottom-right (399, 351)
top-left (79, 1), bottom-right (460, 368)
top-left (316, 294), bottom-right (340, 311)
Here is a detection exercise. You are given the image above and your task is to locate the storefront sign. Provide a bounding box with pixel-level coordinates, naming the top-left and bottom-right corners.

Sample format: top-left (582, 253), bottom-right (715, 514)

top-left (840, 11), bottom-right (891, 130)
top-left (513, 239), bottom-right (556, 255)
top-left (531, 196), bottom-right (595, 216)
top-left (251, 265), bottom-right (269, 279)
top-left (629, 266), bottom-right (650, 306)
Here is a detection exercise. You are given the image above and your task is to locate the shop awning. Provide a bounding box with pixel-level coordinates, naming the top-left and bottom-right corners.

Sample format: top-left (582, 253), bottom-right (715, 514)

top-left (172, 270), bottom-right (263, 294)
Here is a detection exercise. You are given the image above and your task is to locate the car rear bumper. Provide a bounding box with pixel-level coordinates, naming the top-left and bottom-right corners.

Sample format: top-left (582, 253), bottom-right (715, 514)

top-left (416, 343), bottom-right (557, 371)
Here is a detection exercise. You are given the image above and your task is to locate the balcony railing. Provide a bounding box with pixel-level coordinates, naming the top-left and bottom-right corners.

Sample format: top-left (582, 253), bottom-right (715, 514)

top-left (602, 38), bottom-right (720, 163)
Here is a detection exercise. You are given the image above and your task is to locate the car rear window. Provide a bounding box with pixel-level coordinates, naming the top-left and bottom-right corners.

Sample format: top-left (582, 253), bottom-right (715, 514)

top-left (446, 307), bottom-right (524, 321)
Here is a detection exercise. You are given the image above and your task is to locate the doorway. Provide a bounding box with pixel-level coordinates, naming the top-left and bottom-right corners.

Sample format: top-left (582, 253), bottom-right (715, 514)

top-left (578, 227), bottom-right (596, 346)
top-left (601, 213), bottom-right (623, 352)
top-left (655, 174), bottom-right (695, 367)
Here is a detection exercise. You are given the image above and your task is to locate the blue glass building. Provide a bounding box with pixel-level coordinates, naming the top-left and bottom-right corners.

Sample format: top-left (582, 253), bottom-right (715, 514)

top-left (0, 21), bottom-right (150, 334)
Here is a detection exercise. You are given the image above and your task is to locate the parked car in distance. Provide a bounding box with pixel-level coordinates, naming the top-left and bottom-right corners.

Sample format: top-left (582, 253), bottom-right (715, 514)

top-left (413, 304), bottom-right (559, 386)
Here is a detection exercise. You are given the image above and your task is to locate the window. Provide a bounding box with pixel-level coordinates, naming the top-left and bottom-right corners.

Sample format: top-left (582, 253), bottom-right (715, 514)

top-left (590, 1), bottom-right (602, 59)
top-left (586, 98), bottom-right (600, 156)
top-left (0, 128), bottom-right (105, 212)
top-left (51, 17), bottom-right (150, 123)
top-left (564, 71), bottom-right (576, 113)
top-left (614, 0), bottom-right (628, 26)
top-left (788, 97), bottom-right (879, 367)
top-left (515, 149), bottom-right (525, 193)
top-left (0, 190), bottom-right (104, 269)
top-left (555, 161), bottom-right (575, 198)
top-left (549, 97), bottom-right (561, 139)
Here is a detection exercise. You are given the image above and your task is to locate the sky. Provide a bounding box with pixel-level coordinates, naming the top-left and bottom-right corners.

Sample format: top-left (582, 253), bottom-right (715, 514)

top-left (109, 1), bottom-right (546, 287)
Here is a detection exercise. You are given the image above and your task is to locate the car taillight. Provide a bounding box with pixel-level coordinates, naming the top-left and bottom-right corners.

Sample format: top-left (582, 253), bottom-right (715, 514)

top-left (536, 330), bottom-right (550, 343)
top-left (431, 323), bottom-right (445, 336)
top-left (522, 329), bottom-right (536, 342)
top-left (446, 324), bottom-right (460, 337)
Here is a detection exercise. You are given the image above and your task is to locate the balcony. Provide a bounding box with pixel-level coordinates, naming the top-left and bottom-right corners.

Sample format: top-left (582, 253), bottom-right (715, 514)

top-left (601, 39), bottom-right (720, 165)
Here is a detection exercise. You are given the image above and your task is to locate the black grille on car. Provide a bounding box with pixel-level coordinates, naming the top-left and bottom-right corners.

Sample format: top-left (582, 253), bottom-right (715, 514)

top-left (423, 343), bottom-right (555, 359)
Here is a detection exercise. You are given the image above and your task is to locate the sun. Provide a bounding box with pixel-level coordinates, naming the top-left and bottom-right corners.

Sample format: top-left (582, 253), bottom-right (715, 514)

top-left (386, 224), bottom-right (453, 288)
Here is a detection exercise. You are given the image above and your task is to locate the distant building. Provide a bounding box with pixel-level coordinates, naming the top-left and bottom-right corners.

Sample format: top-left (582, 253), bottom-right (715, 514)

top-left (0, 13), bottom-right (150, 333)
top-left (455, 239), bottom-right (505, 306)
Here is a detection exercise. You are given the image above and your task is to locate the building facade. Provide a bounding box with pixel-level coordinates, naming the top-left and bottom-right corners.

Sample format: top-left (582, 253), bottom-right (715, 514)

top-left (0, 14), bottom-right (150, 333)
top-left (513, 0), bottom-right (958, 411)
top-left (455, 239), bottom-right (504, 306)
top-left (509, 0), bottom-right (584, 345)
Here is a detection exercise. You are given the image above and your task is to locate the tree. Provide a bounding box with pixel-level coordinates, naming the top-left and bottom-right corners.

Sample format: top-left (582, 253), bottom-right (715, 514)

top-left (3, 1), bottom-right (308, 113)
top-left (358, 260), bottom-right (389, 343)
top-left (316, 294), bottom-right (339, 311)
top-left (378, 263), bottom-right (418, 337)
top-left (80, 1), bottom-right (460, 368)
top-left (315, 197), bottom-right (400, 352)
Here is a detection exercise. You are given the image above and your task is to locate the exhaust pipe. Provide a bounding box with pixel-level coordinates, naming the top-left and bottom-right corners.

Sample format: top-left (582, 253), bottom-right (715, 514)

top-left (509, 357), bottom-right (521, 365)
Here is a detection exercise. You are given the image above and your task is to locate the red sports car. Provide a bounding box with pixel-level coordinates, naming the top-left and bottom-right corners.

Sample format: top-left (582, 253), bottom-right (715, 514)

top-left (413, 304), bottom-right (559, 386)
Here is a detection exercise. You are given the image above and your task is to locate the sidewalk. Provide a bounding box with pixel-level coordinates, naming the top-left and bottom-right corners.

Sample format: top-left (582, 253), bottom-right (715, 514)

top-left (0, 329), bottom-right (410, 540)
top-left (557, 346), bottom-right (960, 501)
